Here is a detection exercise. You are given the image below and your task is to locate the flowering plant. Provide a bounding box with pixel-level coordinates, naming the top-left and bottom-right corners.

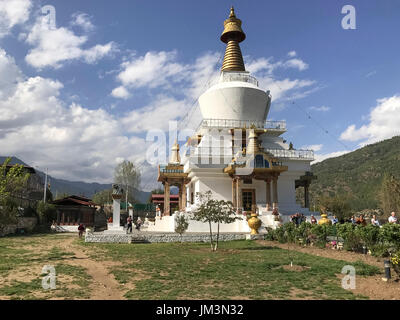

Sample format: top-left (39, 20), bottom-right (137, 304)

top-left (390, 252), bottom-right (399, 266)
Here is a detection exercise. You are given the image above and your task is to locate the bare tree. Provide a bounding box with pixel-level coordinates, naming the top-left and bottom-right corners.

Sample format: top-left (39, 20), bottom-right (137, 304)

top-left (114, 160), bottom-right (141, 207)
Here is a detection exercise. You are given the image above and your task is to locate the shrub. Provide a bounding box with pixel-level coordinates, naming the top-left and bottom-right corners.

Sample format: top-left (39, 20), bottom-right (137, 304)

top-left (294, 222), bottom-right (312, 245)
top-left (36, 201), bottom-right (57, 225)
top-left (275, 225), bottom-right (286, 243)
top-left (354, 224), bottom-right (380, 248)
top-left (265, 227), bottom-right (275, 240)
top-left (379, 223), bottom-right (400, 251)
top-left (335, 223), bottom-right (363, 251)
top-left (336, 222), bottom-right (355, 240)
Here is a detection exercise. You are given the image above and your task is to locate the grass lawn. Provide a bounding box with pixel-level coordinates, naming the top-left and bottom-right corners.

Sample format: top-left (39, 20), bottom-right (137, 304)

top-left (0, 234), bottom-right (91, 300)
top-left (81, 239), bottom-right (379, 300)
top-left (0, 234), bottom-right (380, 300)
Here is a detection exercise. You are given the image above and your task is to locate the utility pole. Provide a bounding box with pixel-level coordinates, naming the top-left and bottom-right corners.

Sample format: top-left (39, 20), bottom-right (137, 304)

top-left (43, 168), bottom-right (48, 203)
top-left (126, 184), bottom-right (129, 215)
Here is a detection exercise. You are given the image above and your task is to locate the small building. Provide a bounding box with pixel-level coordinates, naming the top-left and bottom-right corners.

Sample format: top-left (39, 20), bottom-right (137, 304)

top-left (52, 195), bottom-right (97, 231)
top-left (150, 194), bottom-right (180, 214)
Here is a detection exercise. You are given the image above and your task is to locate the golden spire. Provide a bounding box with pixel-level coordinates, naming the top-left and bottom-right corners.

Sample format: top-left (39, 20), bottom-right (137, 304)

top-left (169, 139), bottom-right (181, 164)
top-left (220, 6), bottom-right (246, 72)
top-left (246, 130), bottom-right (260, 155)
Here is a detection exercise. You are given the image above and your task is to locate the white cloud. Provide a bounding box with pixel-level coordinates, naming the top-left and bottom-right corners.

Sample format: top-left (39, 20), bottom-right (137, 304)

top-left (111, 86), bottom-right (131, 99)
top-left (288, 51), bottom-right (297, 57)
top-left (258, 77), bottom-right (315, 101)
top-left (312, 150), bottom-right (351, 164)
top-left (0, 0), bottom-right (32, 37)
top-left (115, 51), bottom-right (187, 90)
top-left (283, 58), bottom-right (308, 71)
top-left (301, 144), bottom-right (323, 152)
top-left (25, 15), bottom-right (117, 69)
top-left (122, 96), bottom-right (187, 133)
top-left (340, 95), bottom-right (400, 146)
top-left (0, 48), bottom-right (23, 99)
top-left (309, 105), bottom-right (330, 112)
top-left (71, 12), bottom-right (94, 32)
top-left (246, 57), bottom-right (274, 75)
top-left (0, 48), bottom-right (150, 185)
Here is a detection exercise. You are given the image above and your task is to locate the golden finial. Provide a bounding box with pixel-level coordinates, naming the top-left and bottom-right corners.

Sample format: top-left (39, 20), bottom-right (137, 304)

top-left (169, 139), bottom-right (181, 164)
top-left (220, 7), bottom-right (246, 72)
top-left (246, 130), bottom-right (260, 155)
top-left (229, 6), bottom-right (236, 18)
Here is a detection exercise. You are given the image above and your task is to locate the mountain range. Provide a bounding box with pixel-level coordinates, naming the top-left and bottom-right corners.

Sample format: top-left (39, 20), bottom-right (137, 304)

top-left (309, 135), bottom-right (400, 211)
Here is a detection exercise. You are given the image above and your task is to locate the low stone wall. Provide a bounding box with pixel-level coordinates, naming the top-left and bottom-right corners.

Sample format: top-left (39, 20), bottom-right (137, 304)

top-left (85, 233), bottom-right (132, 243)
top-left (85, 232), bottom-right (263, 244)
top-left (0, 217), bottom-right (38, 237)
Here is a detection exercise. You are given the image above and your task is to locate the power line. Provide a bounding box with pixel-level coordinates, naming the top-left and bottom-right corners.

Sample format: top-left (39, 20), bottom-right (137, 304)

top-left (273, 83), bottom-right (352, 151)
top-left (178, 47), bottom-right (225, 131)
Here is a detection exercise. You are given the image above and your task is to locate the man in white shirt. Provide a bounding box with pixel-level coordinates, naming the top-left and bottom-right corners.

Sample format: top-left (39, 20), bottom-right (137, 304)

top-left (388, 212), bottom-right (398, 224)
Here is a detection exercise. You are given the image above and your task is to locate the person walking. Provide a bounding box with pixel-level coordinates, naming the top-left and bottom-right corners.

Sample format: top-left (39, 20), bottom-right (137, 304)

top-left (126, 215), bottom-right (133, 234)
top-left (332, 215), bottom-right (339, 225)
top-left (78, 223), bottom-right (85, 238)
top-left (135, 217), bottom-right (142, 231)
top-left (388, 212), bottom-right (398, 224)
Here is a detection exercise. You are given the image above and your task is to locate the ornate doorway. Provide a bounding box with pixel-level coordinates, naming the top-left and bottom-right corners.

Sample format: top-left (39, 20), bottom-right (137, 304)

top-left (242, 189), bottom-right (255, 212)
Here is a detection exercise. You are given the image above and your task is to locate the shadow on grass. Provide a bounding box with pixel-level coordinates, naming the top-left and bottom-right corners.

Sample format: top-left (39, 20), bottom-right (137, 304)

top-left (238, 246), bottom-right (277, 251)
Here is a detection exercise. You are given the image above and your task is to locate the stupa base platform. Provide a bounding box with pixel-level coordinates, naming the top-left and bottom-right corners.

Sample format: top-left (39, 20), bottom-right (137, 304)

top-left (85, 231), bottom-right (267, 244)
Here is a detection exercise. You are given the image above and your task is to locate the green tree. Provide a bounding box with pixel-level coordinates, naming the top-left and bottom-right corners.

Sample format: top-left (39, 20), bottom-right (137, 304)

top-left (316, 194), bottom-right (352, 222)
top-left (93, 189), bottom-right (112, 206)
top-left (0, 158), bottom-right (30, 234)
top-left (379, 173), bottom-right (400, 219)
top-left (36, 201), bottom-right (57, 225)
top-left (191, 191), bottom-right (241, 251)
top-left (114, 160), bottom-right (141, 206)
top-left (174, 213), bottom-right (189, 243)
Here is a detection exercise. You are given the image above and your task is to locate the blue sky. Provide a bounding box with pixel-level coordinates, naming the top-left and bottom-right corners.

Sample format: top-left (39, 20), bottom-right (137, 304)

top-left (0, 0), bottom-right (400, 190)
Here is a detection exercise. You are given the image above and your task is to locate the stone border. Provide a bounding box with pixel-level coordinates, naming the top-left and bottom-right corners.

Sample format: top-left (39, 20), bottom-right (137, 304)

top-left (85, 232), bottom-right (267, 243)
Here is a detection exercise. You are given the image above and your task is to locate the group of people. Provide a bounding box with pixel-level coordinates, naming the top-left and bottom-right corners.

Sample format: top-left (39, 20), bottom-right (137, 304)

top-left (126, 215), bottom-right (142, 234)
top-left (348, 212), bottom-right (398, 227)
top-left (296, 211), bottom-right (398, 227)
top-left (290, 213), bottom-right (306, 225)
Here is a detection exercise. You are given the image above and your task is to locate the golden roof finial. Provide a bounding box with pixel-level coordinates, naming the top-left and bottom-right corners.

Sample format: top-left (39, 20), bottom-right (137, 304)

top-left (169, 139), bottom-right (181, 164)
top-left (220, 7), bottom-right (246, 72)
top-left (229, 6), bottom-right (236, 18)
top-left (246, 130), bottom-right (260, 155)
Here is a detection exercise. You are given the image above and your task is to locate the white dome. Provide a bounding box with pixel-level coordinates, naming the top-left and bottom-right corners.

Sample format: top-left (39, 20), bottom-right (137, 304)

top-left (199, 72), bottom-right (271, 122)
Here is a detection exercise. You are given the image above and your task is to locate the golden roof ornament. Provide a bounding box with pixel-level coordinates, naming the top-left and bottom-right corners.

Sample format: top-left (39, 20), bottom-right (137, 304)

top-left (220, 6), bottom-right (246, 72)
top-left (169, 140), bottom-right (181, 164)
top-left (246, 130), bottom-right (261, 155)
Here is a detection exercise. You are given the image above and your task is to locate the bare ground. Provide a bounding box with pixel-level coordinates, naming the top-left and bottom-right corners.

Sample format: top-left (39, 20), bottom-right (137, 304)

top-left (55, 235), bottom-right (125, 300)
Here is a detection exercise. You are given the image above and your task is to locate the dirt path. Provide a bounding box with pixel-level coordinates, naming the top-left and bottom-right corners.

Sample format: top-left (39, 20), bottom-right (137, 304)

top-left (257, 240), bottom-right (400, 300)
top-left (57, 235), bottom-right (125, 300)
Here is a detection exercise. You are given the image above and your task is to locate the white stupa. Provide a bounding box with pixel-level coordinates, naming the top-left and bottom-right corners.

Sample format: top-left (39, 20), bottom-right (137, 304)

top-left (148, 7), bottom-right (317, 233)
